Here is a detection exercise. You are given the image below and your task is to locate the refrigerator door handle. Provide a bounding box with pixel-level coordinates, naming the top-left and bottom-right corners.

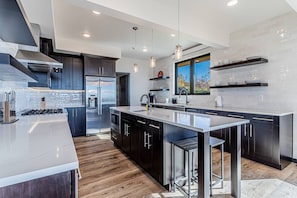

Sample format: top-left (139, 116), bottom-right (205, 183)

top-left (98, 86), bottom-right (102, 115)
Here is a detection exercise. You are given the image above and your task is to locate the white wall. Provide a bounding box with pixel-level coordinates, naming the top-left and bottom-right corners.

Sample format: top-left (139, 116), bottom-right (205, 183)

top-left (154, 11), bottom-right (297, 159)
top-left (116, 57), bottom-right (152, 106)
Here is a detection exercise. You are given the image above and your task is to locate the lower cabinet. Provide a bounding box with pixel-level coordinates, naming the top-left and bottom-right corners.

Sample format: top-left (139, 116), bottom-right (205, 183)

top-left (0, 170), bottom-right (76, 198)
top-left (186, 108), bottom-right (293, 169)
top-left (118, 114), bottom-right (163, 184)
top-left (67, 107), bottom-right (86, 137)
top-left (121, 115), bottom-right (134, 155)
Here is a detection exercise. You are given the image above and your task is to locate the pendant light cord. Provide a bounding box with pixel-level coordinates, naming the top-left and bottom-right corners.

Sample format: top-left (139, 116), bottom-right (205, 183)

top-left (178, 0), bottom-right (180, 45)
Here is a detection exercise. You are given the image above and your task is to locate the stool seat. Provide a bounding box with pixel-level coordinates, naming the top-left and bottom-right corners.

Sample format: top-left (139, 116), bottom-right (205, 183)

top-left (172, 136), bottom-right (225, 149)
top-left (171, 136), bottom-right (225, 197)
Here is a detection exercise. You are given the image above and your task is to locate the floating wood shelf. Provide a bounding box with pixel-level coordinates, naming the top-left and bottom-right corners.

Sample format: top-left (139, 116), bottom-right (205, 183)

top-left (210, 83), bottom-right (268, 89)
top-left (149, 88), bottom-right (170, 91)
top-left (149, 76), bottom-right (170, 80)
top-left (211, 58), bottom-right (268, 70)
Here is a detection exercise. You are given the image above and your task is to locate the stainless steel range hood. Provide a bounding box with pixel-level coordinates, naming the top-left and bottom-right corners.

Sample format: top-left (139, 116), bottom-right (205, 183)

top-left (16, 49), bottom-right (63, 68)
top-left (0, 53), bottom-right (37, 82)
top-left (15, 24), bottom-right (63, 70)
top-left (0, 0), bottom-right (37, 46)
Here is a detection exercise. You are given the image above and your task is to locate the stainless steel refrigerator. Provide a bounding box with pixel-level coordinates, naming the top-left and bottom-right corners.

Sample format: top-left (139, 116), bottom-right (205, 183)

top-left (85, 76), bottom-right (116, 135)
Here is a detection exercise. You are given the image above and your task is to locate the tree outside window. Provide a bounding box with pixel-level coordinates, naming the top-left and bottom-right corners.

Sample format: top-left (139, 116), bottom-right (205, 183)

top-left (175, 54), bottom-right (210, 95)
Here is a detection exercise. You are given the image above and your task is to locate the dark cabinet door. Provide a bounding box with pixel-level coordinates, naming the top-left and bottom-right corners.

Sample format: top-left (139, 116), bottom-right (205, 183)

top-left (249, 116), bottom-right (275, 162)
top-left (75, 107), bottom-right (86, 136)
top-left (101, 59), bottom-right (115, 77)
top-left (135, 118), bottom-right (152, 170)
top-left (148, 120), bottom-right (163, 184)
top-left (67, 107), bottom-right (86, 137)
top-left (121, 118), bottom-right (132, 155)
top-left (61, 57), bottom-right (73, 90)
top-left (72, 57), bottom-right (84, 90)
top-left (50, 55), bottom-right (62, 89)
top-left (84, 56), bottom-right (101, 76)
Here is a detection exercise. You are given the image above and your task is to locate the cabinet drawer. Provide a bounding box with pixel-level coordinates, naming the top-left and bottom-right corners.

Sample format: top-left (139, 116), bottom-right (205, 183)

top-left (147, 120), bottom-right (162, 130)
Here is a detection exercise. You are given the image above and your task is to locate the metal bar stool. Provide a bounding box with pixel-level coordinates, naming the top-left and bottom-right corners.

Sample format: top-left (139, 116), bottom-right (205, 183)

top-left (171, 136), bottom-right (225, 197)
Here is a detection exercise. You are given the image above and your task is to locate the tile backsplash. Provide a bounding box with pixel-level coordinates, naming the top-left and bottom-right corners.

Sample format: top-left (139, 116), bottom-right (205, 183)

top-left (0, 81), bottom-right (84, 113)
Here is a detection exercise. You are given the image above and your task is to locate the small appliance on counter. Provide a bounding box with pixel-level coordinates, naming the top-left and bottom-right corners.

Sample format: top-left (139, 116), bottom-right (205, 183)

top-left (0, 91), bottom-right (18, 124)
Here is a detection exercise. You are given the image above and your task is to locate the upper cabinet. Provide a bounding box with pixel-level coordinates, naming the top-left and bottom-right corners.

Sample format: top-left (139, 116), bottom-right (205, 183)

top-left (84, 56), bottom-right (116, 77)
top-left (50, 55), bottom-right (84, 90)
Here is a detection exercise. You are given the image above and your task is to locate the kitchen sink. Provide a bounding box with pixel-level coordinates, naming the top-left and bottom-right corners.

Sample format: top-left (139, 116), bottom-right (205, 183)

top-left (132, 109), bottom-right (147, 112)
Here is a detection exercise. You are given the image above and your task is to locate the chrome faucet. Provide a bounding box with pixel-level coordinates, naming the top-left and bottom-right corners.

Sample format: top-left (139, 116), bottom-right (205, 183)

top-left (179, 87), bottom-right (189, 104)
top-left (140, 94), bottom-right (151, 109)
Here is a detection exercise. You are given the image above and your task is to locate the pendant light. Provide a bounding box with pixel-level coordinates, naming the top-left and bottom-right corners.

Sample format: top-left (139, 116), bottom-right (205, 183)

top-left (175, 0), bottom-right (182, 60)
top-left (132, 26), bottom-right (138, 73)
top-left (150, 29), bottom-right (156, 68)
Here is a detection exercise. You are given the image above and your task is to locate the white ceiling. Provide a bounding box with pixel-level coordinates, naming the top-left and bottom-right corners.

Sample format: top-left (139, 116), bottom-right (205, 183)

top-left (20, 0), bottom-right (293, 60)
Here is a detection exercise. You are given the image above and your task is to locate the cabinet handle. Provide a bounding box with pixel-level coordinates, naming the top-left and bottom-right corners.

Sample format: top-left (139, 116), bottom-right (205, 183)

top-left (249, 125), bottom-right (253, 138)
top-left (137, 120), bottom-right (146, 125)
top-left (205, 112), bottom-right (217, 115)
top-left (126, 125), bottom-right (130, 136)
top-left (147, 133), bottom-right (152, 149)
top-left (77, 168), bottom-right (82, 180)
top-left (228, 114), bottom-right (244, 119)
top-left (75, 109), bottom-right (78, 117)
top-left (149, 124), bottom-right (160, 129)
top-left (252, 117), bottom-right (273, 122)
top-left (144, 131), bottom-right (147, 148)
top-left (102, 67), bottom-right (104, 75)
top-left (244, 124), bottom-right (247, 136)
top-left (112, 135), bottom-right (118, 140)
top-left (123, 124), bottom-right (127, 136)
top-left (72, 110), bottom-right (74, 117)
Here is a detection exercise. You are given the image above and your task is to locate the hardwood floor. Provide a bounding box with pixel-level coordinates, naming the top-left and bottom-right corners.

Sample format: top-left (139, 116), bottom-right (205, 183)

top-left (74, 135), bottom-right (164, 198)
top-left (74, 135), bottom-right (297, 198)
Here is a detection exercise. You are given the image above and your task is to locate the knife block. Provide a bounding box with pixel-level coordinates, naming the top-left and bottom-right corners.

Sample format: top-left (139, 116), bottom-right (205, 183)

top-left (4, 101), bottom-right (10, 123)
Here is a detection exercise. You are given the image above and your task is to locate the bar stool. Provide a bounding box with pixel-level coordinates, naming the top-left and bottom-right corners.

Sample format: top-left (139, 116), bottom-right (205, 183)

top-left (171, 136), bottom-right (225, 197)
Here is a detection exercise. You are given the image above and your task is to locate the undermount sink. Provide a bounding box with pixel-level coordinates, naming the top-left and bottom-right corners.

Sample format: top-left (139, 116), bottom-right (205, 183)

top-left (132, 109), bottom-right (147, 112)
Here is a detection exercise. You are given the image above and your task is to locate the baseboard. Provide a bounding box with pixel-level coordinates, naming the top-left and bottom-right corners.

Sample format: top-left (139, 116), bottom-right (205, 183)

top-left (292, 158), bottom-right (297, 163)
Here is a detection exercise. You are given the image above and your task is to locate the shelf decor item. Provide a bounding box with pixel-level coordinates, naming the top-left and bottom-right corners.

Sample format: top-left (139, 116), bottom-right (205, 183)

top-left (157, 71), bottom-right (163, 78)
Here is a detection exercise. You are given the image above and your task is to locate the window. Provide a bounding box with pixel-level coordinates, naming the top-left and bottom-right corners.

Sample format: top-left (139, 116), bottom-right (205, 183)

top-left (175, 54), bottom-right (210, 95)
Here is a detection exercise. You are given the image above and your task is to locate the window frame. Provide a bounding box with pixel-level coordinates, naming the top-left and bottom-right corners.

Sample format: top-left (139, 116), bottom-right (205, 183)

top-left (175, 53), bottom-right (210, 95)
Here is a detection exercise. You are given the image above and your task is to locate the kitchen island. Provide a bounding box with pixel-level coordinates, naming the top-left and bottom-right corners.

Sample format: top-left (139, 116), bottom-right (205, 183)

top-left (111, 106), bottom-right (249, 198)
top-left (0, 113), bottom-right (79, 197)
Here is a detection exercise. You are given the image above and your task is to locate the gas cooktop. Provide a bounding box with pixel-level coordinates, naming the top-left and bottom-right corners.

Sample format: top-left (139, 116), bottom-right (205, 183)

top-left (21, 109), bottom-right (64, 116)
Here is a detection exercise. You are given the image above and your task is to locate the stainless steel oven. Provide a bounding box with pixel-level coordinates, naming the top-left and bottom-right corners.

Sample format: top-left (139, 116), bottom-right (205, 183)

top-left (110, 109), bottom-right (121, 146)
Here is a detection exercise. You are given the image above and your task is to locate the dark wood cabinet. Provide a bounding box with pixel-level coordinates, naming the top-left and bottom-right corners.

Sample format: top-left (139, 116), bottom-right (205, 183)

top-left (84, 56), bottom-right (115, 77)
top-left (0, 170), bottom-right (76, 198)
top-left (50, 55), bottom-right (84, 90)
top-left (186, 108), bottom-right (293, 169)
top-left (148, 120), bottom-right (163, 183)
top-left (249, 115), bottom-right (276, 163)
top-left (121, 116), bottom-right (134, 155)
top-left (117, 114), bottom-right (163, 184)
top-left (67, 107), bottom-right (86, 137)
top-left (28, 71), bottom-right (51, 88)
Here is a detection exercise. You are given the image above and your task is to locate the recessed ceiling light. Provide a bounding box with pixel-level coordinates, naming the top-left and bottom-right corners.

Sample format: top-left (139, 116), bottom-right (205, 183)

top-left (171, 33), bottom-right (176, 37)
top-left (142, 47), bottom-right (148, 52)
top-left (83, 33), bottom-right (91, 38)
top-left (92, 10), bottom-right (101, 15)
top-left (227, 0), bottom-right (238, 7)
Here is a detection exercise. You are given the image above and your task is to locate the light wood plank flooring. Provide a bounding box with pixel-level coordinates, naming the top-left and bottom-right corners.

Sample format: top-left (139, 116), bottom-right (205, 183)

top-left (74, 135), bottom-right (297, 198)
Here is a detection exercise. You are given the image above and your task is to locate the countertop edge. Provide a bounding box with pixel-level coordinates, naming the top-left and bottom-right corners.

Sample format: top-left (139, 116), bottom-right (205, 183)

top-left (0, 161), bottom-right (78, 188)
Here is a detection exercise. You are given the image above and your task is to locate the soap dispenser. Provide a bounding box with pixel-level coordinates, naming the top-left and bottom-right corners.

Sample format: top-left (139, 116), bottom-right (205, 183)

top-left (41, 97), bottom-right (46, 109)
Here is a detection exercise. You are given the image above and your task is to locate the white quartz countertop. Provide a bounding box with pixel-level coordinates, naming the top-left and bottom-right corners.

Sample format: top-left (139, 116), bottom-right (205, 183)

top-left (149, 103), bottom-right (293, 116)
top-left (112, 106), bottom-right (249, 132)
top-left (0, 114), bottom-right (79, 188)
